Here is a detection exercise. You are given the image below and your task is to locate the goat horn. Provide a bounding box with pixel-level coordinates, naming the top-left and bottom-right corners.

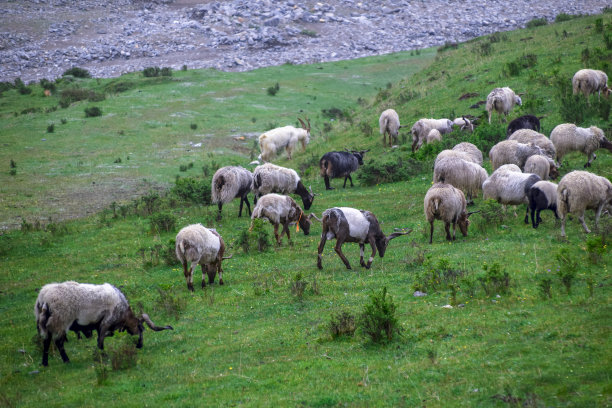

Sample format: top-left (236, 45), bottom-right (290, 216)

top-left (309, 185), bottom-right (317, 196)
top-left (141, 313), bottom-right (173, 331)
top-left (298, 118), bottom-right (307, 129)
top-left (222, 255), bottom-right (233, 260)
top-left (467, 211), bottom-right (481, 217)
top-left (308, 213), bottom-right (322, 222)
top-left (306, 117), bottom-right (311, 131)
top-left (386, 229), bottom-right (412, 242)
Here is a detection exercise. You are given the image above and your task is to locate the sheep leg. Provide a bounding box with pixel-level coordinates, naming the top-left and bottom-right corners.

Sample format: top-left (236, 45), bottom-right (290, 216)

top-left (595, 203), bottom-right (605, 228)
top-left (411, 139), bottom-right (418, 152)
top-left (54, 335), bottom-right (69, 363)
top-left (285, 146), bottom-right (292, 160)
top-left (334, 239), bottom-right (352, 270)
top-left (531, 207), bottom-right (538, 228)
top-left (578, 211), bottom-right (591, 234)
top-left (429, 220), bottom-right (435, 244)
top-left (42, 335), bottom-right (52, 366)
top-left (217, 262), bottom-right (224, 286)
top-left (560, 216), bottom-right (567, 237)
top-left (201, 265), bottom-right (207, 289)
top-left (347, 175), bottom-right (354, 187)
top-left (282, 222), bottom-right (291, 243)
top-left (324, 175), bottom-right (334, 190)
top-left (359, 244), bottom-right (366, 267)
top-left (187, 261), bottom-right (197, 292)
top-left (316, 233), bottom-right (327, 270)
top-left (524, 205), bottom-right (530, 224)
top-left (444, 222), bottom-right (452, 241)
top-left (240, 196), bottom-right (251, 217)
top-left (273, 224), bottom-right (281, 246)
top-left (217, 203), bottom-right (223, 220)
top-left (365, 237), bottom-right (378, 269)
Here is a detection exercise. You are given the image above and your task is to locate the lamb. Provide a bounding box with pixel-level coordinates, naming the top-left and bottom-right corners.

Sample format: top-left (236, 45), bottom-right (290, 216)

top-left (572, 69), bottom-right (610, 105)
top-left (252, 163), bottom-right (314, 210)
top-left (313, 207), bottom-right (410, 270)
top-left (426, 129), bottom-right (442, 144)
top-left (489, 140), bottom-right (547, 171)
top-left (508, 129), bottom-right (556, 159)
top-left (319, 149), bottom-right (369, 190)
top-left (211, 166), bottom-right (253, 220)
top-left (424, 182), bottom-right (476, 243)
top-left (379, 109), bottom-right (401, 147)
top-left (452, 116), bottom-right (474, 132)
top-left (433, 157), bottom-right (488, 202)
top-left (250, 193), bottom-right (312, 245)
top-left (482, 164), bottom-right (541, 222)
top-left (557, 170), bottom-right (612, 237)
top-left (550, 123), bottom-right (612, 168)
top-left (34, 281), bottom-right (172, 366)
top-left (524, 154), bottom-right (558, 180)
top-left (258, 118), bottom-right (310, 162)
top-left (175, 224), bottom-right (230, 291)
top-left (506, 114), bottom-right (541, 137)
top-left (486, 87), bottom-right (522, 123)
top-left (452, 142), bottom-right (483, 165)
top-left (527, 181), bottom-right (558, 228)
top-left (411, 118), bottom-right (453, 152)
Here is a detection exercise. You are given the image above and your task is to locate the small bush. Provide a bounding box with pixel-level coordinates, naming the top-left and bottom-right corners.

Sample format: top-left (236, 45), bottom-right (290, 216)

top-left (537, 274), bottom-right (553, 299)
top-left (555, 13), bottom-right (576, 22)
top-left (181, 65), bottom-right (188, 71)
top-left (162, 239), bottom-right (179, 266)
top-left (477, 42), bottom-right (493, 57)
top-left (84, 106), bottom-right (102, 117)
top-left (161, 67), bottom-right (172, 77)
top-left (10, 159), bottom-right (16, 169)
top-left (61, 118), bottom-right (67, 125)
top-left (478, 262), bottom-right (510, 296)
top-left (321, 107), bottom-right (346, 120)
top-left (359, 287), bottom-right (399, 344)
top-left (190, 123), bottom-right (197, 130)
top-left (109, 337), bottom-right (138, 371)
top-left (15, 78), bottom-right (31, 95)
top-left (267, 82), bottom-right (280, 96)
top-left (149, 212), bottom-right (177, 233)
top-left (357, 156), bottom-right (425, 186)
top-left (412, 258), bottom-right (467, 294)
top-left (358, 121), bottom-right (373, 136)
top-left (39, 78), bottom-right (56, 92)
top-left (290, 272), bottom-right (307, 301)
top-left (329, 311), bottom-right (356, 339)
top-left (171, 177), bottom-right (211, 205)
top-left (62, 67), bottom-right (91, 78)
top-left (300, 29), bottom-right (318, 37)
top-left (9, 168), bottom-right (17, 176)
top-left (155, 284), bottom-right (185, 320)
top-left (104, 80), bottom-right (135, 94)
top-left (236, 219), bottom-right (271, 253)
top-left (555, 248), bottom-right (578, 295)
top-left (526, 18), bottom-right (547, 28)
top-left (143, 67), bottom-right (161, 77)
top-left (595, 18), bottom-right (604, 33)
top-left (488, 32), bottom-right (508, 43)
top-left (47, 124), bottom-right (55, 133)
top-left (140, 192), bottom-right (160, 216)
top-left (477, 199), bottom-right (506, 231)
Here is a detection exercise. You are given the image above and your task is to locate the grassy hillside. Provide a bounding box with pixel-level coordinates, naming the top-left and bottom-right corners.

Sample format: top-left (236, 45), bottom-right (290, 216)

top-left (1, 14), bottom-right (611, 407)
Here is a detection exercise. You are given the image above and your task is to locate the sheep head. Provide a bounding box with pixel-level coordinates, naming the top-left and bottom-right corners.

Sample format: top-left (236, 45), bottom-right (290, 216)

top-left (515, 95), bottom-right (522, 106)
top-left (297, 210), bottom-right (311, 236)
top-left (459, 211), bottom-right (479, 237)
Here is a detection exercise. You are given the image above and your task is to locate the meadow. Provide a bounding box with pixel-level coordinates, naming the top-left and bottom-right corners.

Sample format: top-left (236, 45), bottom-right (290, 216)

top-left (0, 13), bottom-right (611, 407)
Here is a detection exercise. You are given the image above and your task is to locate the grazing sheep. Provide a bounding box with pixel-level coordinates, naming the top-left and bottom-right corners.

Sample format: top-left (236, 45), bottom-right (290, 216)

top-left (557, 170), bottom-right (612, 237)
top-left (572, 69), bottom-right (610, 105)
top-left (433, 157), bottom-right (488, 202)
top-left (482, 164), bottom-right (541, 222)
top-left (424, 182), bottom-right (476, 243)
top-left (452, 142), bottom-right (483, 165)
top-left (175, 224), bottom-right (230, 291)
top-left (313, 207), bottom-right (410, 270)
top-left (411, 118), bottom-right (453, 152)
top-left (486, 87), bottom-right (522, 123)
top-left (550, 124), bottom-right (612, 168)
top-left (252, 163), bottom-right (314, 210)
top-left (528, 181), bottom-right (558, 228)
top-left (506, 114), bottom-right (541, 137)
top-left (258, 118), bottom-right (310, 162)
top-left (35, 281), bottom-right (172, 366)
top-left (508, 129), bottom-right (556, 159)
top-left (319, 149), bottom-right (369, 190)
top-left (250, 193), bottom-right (312, 245)
top-left (452, 116), bottom-right (474, 132)
top-left (524, 154), bottom-right (558, 180)
top-left (426, 129), bottom-right (442, 144)
top-left (211, 166), bottom-right (253, 220)
top-left (489, 140), bottom-right (546, 171)
top-left (379, 109), bottom-right (401, 147)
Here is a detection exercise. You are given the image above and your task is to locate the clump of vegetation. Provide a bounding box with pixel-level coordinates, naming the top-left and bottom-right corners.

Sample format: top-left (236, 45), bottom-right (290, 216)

top-left (537, 274), bottom-right (553, 299)
top-left (555, 13), bottom-right (577, 23)
top-left (357, 155), bottom-right (425, 186)
top-left (477, 42), bottom-right (493, 57)
top-left (62, 67), bottom-right (91, 78)
top-left (321, 106), bottom-right (346, 120)
top-left (142, 67), bottom-right (172, 77)
top-left (503, 54), bottom-right (537, 77)
top-left (300, 29), bottom-right (318, 37)
top-left (329, 311), bottom-right (357, 339)
top-left (412, 258), bottom-right (467, 294)
top-left (179, 162), bottom-right (194, 172)
top-left (85, 106), bottom-right (102, 117)
top-left (39, 78), bottom-right (56, 92)
top-left (171, 177), bottom-right (211, 205)
top-left (14, 78), bottom-right (31, 95)
top-left (478, 262), bottom-right (510, 296)
top-left (190, 123), bottom-right (197, 130)
top-left (359, 287), bottom-right (400, 344)
top-left (526, 18), bottom-right (547, 28)
top-left (47, 123), bottom-right (55, 133)
top-left (290, 272), bottom-right (308, 301)
top-left (109, 337), bottom-right (139, 371)
top-left (155, 284), bottom-right (185, 321)
top-left (476, 199), bottom-right (506, 232)
top-left (585, 235), bottom-right (606, 264)
top-left (267, 82), bottom-right (280, 96)
top-left (149, 212), bottom-right (177, 233)
top-left (555, 248), bottom-right (579, 295)
top-left (236, 219), bottom-right (271, 253)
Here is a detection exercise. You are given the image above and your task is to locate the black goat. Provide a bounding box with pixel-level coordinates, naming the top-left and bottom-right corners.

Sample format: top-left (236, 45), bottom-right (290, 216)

top-left (319, 150), bottom-right (369, 190)
top-left (506, 115), bottom-right (541, 137)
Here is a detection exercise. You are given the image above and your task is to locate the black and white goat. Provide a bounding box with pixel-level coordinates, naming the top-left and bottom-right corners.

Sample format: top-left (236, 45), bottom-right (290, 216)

top-left (319, 149), bottom-right (369, 190)
top-left (527, 181), bottom-right (559, 228)
top-left (506, 115), bottom-right (541, 137)
top-left (312, 207), bottom-right (410, 270)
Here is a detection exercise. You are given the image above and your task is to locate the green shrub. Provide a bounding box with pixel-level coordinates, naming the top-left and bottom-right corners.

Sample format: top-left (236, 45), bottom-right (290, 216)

top-left (595, 18), bottom-right (604, 33)
top-left (300, 29), bottom-right (318, 37)
top-left (161, 67), bottom-right (173, 77)
top-left (290, 272), bottom-right (307, 301)
top-left (537, 274), bottom-right (553, 299)
top-left (84, 106), bottom-right (102, 117)
top-left (143, 67), bottom-right (161, 77)
top-left (267, 83), bottom-right (280, 96)
top-left (478, 262), bottom-right (510, 296)
top-left (236, 219), bottom-right (271, 253)
top-left (47, 124), bottom-right (55, 133)
top-left (155, 284), bottom-right (185, 320)
top-left (329, 311), bottom-right (356, 339)
top-left (162, 239), bottom-right (180, 266)
top-left (39, 78), bottom-right (56, 92)
top-left (171, 177), bottom-right (211, 205)
top-left (15, 78), bottom-right (31, 95)
top-left (60, 88), bottom-right (105, 107)
top-left (62, 67), bottom-right (91, 78)
top-left (477, 42), bottom-right (493, 57)
top-left (555, 13), bottom-right (576, 23)
top-left (476, 199), bottom-right (506, 232)
top-left (412, 258), bottom-right (467, 294)
top-left (526, 18), bottom-right (547, 28)
top-left (321, 107), bottom-right (346, 120)
top-left (149, 212), bottom-right (177, 233)
top-left (555, 248), bottom-right (578, 295)
top-left (357, 156), bottom-right (425, 186)
top-left (109, 337), bottom-right (138, 371)
top-left (359, 287), bottom-right (399, 344)
top-left (104, 80), bottom-right (135, 94)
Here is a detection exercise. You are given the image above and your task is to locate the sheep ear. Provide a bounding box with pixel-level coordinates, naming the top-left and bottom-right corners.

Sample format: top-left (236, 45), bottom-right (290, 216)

top-left (467, 211), bottom-right (480, 218)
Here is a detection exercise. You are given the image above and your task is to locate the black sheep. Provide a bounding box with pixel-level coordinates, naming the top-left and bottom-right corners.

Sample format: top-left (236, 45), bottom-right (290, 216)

top-left (319, 150), bottom-right (369, 190)
top-left (506, 115), bottom-right (541, 138)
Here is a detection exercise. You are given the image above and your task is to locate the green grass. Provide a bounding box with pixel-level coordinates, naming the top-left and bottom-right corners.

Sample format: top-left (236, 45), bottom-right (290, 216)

top-left (1, 13), bottom-right (612, 407)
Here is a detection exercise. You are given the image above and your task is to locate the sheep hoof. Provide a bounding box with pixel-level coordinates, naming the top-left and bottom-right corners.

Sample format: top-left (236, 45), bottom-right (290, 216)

top-left (219, 279), bottom-right (224, 285)
top-left (326, 187), bottom-right (335, 190)
top-left (188, 284), bottom-right (194, 292)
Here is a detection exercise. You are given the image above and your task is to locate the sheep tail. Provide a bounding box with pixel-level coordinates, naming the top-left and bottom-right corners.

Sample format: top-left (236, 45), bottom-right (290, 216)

top-left (36, 301), bottom-right (50, 335)
top-left (560, 187), bottom-right (570, 212)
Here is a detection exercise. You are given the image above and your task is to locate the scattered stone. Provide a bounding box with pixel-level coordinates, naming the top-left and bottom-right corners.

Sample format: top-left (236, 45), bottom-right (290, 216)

top-left (442, 304), bottom-right (453, 309)
top-left (413, 290), bottom-right (427, 297)
top-left (29, 370), bottom-right (40, 375)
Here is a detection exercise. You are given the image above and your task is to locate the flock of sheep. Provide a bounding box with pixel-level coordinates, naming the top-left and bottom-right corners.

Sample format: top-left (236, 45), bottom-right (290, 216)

top-left (34, 68), bottom-right (612, 367)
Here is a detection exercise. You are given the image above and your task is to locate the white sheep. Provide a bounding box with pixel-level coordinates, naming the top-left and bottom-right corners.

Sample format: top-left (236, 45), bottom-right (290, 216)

top-left (524, 154), bottom-right (558, 180)
top-left (250, 193), bottom-right (312, 245)
top-left (35, 281), bottom-right (172, 366)
top-left (508, 129), bottom-right (556, 159)
top-left (527, 180), bottom-right (558, 228)
top-left (557, 170), bottom-right (612, 237)
top-left (258, 118), bottom-right (310, 162)
top-left (486, 87), bottom-right (522, 123)
top-left (426, 129), bottom-right (442, 144)
top-left (489, 140), bottom-right (546, 171)
top-left (211, 166), bottom-right (253, 220)
top-left (452, 116), bottom-right (474, 132)
top-left (482, 164), bottom-right (541, 221)
top-left (252, 162), bottom-right (314, 210)
top-left (379, 109), bottom-right (401, 147)
top-left (175, 224), bottom-right (230, 291)
top-left (433, 156), bottom-right (488, 202)
top-left (550, 123), bottom-right (612, 168)
top-left (424, 182), bottom-right (475, 243)
top-left (572, 69), bottom-right (610, 105)
top-left (411, 118), bottom-right (453, 152)
top-left (452, 142), bottom-right (483, 165)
